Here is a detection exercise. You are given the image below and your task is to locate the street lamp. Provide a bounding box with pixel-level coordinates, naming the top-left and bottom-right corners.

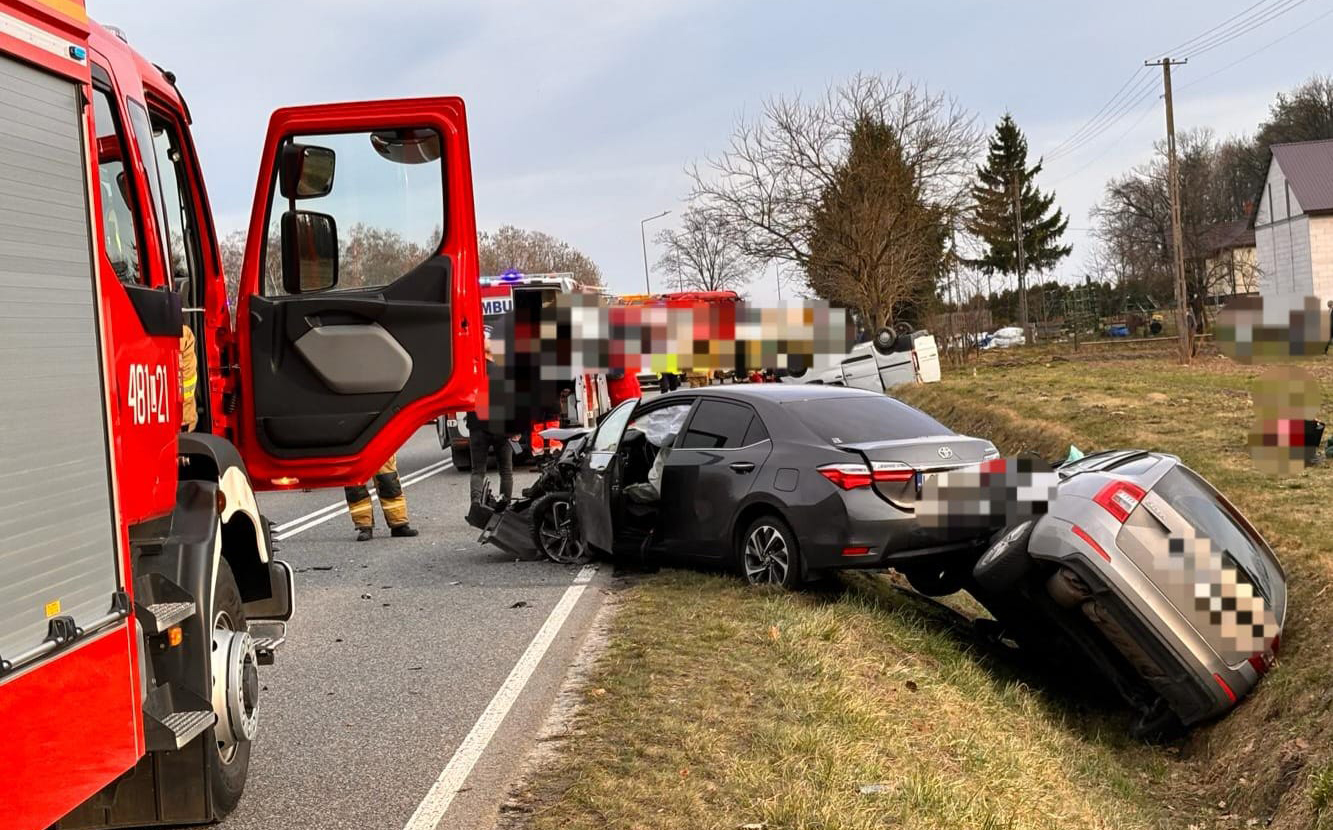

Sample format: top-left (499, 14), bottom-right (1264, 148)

top-left (640, 209), bottom-right (671, 294)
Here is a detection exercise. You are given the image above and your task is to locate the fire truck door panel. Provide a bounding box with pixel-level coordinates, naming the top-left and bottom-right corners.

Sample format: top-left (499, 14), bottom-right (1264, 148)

top-left (235, 97), bottom-right (481, 488)
top-left (293, 323), bottom-right (413, 394)
top-left (247, 256), bottom-right (451, 454)
top-left (0, 53), bottom-right (121, 667)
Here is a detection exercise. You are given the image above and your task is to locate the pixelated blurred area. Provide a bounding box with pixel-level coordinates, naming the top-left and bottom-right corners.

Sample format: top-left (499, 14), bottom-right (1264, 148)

top-left (1150, 532), bottom-right (1279, 664)
top-left (1248, 364), bottom-right (1324, 476)
top-left (1248, 416), bottom-right (1325, 477)
top-left (916, 456), bottom-right (1060, 531)
top-left (469, 296), bottom-right (854, 427)
top-left (521, 294), bottom-right (853, 379)
top-left (1215, 294), bottom-right (1329, 364)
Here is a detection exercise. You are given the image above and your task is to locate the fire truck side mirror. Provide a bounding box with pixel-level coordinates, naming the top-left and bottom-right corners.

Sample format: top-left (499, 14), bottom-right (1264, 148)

top-left (279, 142), bottom-right (336, 200)
top-left (280, 210), bottom-right (339, 294)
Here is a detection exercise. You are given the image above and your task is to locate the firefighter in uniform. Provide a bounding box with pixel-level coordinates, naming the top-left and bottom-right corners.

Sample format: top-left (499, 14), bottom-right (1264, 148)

top-left (180, 325), bottom-right (198, 432)
top-left (343, 455), bottom-right (418, 542)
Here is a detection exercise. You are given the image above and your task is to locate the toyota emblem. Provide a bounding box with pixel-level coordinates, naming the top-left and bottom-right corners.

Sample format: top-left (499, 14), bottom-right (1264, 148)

top-left (937, 446), bottom-right (954, 460)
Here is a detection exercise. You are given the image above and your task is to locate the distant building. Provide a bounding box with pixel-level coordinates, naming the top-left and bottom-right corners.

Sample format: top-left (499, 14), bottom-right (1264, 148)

top-left (1254, 138), bottom-right (1333, 303)
top-left (1199, 219), bottom-right (1258, 296)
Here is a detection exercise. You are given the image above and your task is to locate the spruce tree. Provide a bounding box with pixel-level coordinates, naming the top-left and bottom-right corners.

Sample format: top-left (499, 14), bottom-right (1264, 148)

top-left (965, 114), bottom-right (1071, 339)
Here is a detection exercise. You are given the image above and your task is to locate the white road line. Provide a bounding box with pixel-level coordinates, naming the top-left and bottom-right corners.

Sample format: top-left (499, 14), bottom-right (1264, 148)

top-left (271, 458), bottom-right (455, 534)
top-left (403, 565), bottom-right (598, 830)
top-left (272, 458), bottom-right (455, 541)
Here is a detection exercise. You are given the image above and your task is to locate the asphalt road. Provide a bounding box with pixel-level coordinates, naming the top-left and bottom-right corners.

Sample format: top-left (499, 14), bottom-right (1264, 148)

top-left (215, 425), bottom-right (609, 830)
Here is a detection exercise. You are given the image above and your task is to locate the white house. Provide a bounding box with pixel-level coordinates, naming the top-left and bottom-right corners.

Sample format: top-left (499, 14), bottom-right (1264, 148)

top-left (1254, 138), bottom-right (1333, 304)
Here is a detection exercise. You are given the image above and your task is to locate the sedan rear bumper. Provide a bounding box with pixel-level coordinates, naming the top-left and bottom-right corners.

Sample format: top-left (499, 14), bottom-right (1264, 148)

top-left (796, 503), bottom-right (988, 573)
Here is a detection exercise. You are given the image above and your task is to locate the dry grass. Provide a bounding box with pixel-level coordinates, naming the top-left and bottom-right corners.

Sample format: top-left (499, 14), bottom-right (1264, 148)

top-left (513, 570), bottom-right (1170, 830)
top-left (512, 340), bottom-right (1333, 830)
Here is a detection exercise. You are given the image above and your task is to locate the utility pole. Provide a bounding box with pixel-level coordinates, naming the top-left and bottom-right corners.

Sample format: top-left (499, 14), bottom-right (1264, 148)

top-left (1147, 56), bottom-right (1190, 365)
top-left (1010, 170), bottom-right (1030, 344)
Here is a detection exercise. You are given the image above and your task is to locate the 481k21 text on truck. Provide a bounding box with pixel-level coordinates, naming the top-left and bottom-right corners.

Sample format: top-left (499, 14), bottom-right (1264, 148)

top-left (0, 1), bottom-right (484, 827)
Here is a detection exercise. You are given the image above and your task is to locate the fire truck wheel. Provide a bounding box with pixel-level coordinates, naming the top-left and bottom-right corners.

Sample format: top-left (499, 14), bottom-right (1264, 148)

top-left (208, 559), bottom-right (255, 816)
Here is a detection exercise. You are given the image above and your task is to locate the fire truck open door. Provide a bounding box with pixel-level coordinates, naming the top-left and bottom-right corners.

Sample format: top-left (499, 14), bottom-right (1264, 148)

top-left (233, 98), bottom-right (483, 490)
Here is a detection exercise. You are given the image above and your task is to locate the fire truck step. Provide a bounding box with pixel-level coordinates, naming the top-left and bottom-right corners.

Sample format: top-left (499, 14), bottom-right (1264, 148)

top-left (133, 571), bottom-right (200, 635)
top-left (156, 710), bottom-right (217, 750)
top-left (248, 620), bottom-right (286, 666)
top-left (144, 683), bottom-right (216, 752)
top-left (139, 601), bottom-right (197, 634)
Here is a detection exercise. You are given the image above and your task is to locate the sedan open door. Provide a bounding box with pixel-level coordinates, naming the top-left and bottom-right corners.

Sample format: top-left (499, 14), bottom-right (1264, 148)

top-left (573, 399), bottom-right (639, 554)
top-left (233, 98), bottom-right (484, 489)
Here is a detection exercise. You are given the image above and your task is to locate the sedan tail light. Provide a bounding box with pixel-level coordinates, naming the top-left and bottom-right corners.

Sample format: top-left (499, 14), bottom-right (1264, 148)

top-left (818, 461), bottom-right (916, 490)
top-left (871, 461), bottom-right (915, 483)
top-left (818, 463), bottom-right (873, 489)
top-left (1092, 480), bottom-right (1146, 523)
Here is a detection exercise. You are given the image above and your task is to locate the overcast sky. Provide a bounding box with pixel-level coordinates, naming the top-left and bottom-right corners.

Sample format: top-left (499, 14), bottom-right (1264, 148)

top-left (93, 0), bottom-right (1332, 305)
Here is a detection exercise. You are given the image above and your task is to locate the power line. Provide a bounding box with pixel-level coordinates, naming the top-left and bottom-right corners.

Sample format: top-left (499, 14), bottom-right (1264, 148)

top-left (1149, 0), bottom-right (1273, 59)
top-left (1044, 67), bottom-right (1150, 159)
top-left (1178, 4), bottom-right (1333, 91)
top-left (1043, 0), bottom-right (1320, 166)
top-left (1046, 74), bottom-right (1160, 162)
top-left (1178, 0), bottom-right (1312, 58)
top-left (1050, 99), bottom-right (1159, 186)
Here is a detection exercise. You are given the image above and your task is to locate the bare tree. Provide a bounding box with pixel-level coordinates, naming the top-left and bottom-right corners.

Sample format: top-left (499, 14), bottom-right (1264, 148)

top-left (217, 228), bottom-right (280, 308)
top-left (219, 229), bottom-right (245, 309)
top-left (478, 225), bottom-right (603, 287)
top-left (689, 73), bottom-right (980, 327)
top-left (653, 205), bottom-right (756, 293)
top-left (218, 223), bottom-right (424, 300)
top-left (1092, 129), bottom-right (1248, 327)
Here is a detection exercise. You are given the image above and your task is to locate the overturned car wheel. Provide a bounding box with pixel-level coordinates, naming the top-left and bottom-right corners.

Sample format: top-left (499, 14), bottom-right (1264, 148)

top-left (531, 492), bottom-right (590, 565)
top-left (973, 519), bottom-right (1036, 594)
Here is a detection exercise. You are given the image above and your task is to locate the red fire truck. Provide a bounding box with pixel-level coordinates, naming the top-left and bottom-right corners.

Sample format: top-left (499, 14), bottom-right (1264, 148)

top-left (0, 2), bottom-right (483, 827)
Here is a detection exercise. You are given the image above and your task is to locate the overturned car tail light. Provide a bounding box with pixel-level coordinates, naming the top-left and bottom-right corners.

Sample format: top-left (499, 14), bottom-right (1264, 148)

top-left (1092, 480), bottom-right (1146, 523)
top-left (1247, 636), bottom-right (1280, 676)
top-left (818, 463), bottom-right (873, 490)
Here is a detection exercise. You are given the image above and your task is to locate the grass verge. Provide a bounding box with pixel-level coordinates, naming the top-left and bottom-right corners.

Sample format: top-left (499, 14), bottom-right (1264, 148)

top-left (510, 343), bottom-right (1333, 830)
top-left (509, 569), bottom-right (1170, 830)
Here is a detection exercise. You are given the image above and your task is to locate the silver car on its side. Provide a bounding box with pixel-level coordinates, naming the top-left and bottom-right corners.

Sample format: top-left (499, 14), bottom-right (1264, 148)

top-left (969, 450), bottom-right (1286, 736)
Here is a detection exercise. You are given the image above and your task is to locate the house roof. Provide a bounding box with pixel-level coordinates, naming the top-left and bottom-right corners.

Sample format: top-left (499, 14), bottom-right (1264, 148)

top-left (1271, 139), bottom-right (1333, 215)
top-left (1199, 219), bottom-right (1255, 254)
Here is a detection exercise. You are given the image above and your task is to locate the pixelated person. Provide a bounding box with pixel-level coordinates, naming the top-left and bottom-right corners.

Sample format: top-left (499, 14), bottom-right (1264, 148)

top-left (343, 455), bottom-right (418, 542)
top-left (466, 342), bottom-right (520, 506)
top-left (179, 325), bottom-right (197, 432)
